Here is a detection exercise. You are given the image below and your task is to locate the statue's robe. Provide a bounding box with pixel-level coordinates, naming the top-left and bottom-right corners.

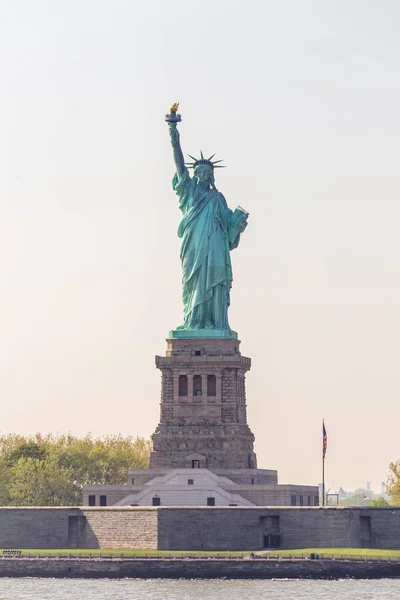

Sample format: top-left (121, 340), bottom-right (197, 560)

top-left (173, 168), bottom-right (242, 330)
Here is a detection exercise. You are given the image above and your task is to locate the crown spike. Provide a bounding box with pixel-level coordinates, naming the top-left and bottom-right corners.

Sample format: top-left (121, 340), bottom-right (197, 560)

top-left (186, 152), bottom-right (226, 170)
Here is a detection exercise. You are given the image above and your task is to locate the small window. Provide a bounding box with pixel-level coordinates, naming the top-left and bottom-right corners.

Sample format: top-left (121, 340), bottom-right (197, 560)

top-left (307, 495), bottom-right (312, 506)
top-left (207, 497), bottom-right (215, 506)
top-left (179, 375), bottom-right (188, 396)
top-left (99, 495), bottom-right (107, 506)
top-left (207, 375), bottom-right (216, 396)
top-left (251, 478), bottom-right (254, 485)
top-left (88, 495), bottom-right (96, 506)
top-left (152, 497), bottom-right (161, 506)
top-left (229, 504), bottom-right (237, 506)
top-left (192, 460), bottom-right (200, 469)
top-left (193, 375), bottom-right (202, 396)
top-left (188, 479), bottom-right (194, 485)
top-left (194, 350), bottom-right (201, 356)
top-left (299, 495), bottom-right (304, 506)
top-left (291, 495), bottom-right (297, 506)
top-left (259, 515), bottom-right (267, 524)
top-left (130, 504), bottom-right (138, 506)
top-left (131, 478), bottom-right (135, 485)
top-left (314, 496), bottom-right (319, 506)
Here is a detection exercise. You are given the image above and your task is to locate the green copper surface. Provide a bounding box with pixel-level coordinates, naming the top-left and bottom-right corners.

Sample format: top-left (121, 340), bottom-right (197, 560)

top-left (169, 328), bottom-right (238, 340)
top-left (167, 106), bottom-right (248, 337)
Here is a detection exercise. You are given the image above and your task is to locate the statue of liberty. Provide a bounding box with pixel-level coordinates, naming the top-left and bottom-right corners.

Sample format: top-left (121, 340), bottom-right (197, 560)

top-left (166, 104), bottom-right (248, 338)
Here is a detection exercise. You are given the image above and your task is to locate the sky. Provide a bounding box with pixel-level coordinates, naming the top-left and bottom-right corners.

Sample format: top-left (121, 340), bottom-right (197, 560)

top-left (1, 0), bottom-right (399, 494)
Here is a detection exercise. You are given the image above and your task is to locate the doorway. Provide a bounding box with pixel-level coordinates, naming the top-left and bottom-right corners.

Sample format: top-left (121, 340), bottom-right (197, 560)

top-left (263, 534), bottom-right (281, 549)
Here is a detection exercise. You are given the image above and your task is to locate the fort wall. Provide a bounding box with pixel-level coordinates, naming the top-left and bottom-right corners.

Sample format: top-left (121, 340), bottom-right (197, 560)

top-left (0, 506), bottom-right (398, 551)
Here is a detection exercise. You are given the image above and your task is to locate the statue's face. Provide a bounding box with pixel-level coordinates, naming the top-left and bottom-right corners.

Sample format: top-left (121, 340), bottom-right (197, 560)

top-left (194, 165), bottom-right (214, 187)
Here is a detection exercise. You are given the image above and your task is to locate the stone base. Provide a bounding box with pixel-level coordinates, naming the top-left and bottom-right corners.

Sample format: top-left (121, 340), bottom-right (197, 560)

top-left (83, 468), bottom-right (319, 508)
top-left (150, 336), bottom-right (256, 471)
top-left (150, 427), bottom-right (256, 470)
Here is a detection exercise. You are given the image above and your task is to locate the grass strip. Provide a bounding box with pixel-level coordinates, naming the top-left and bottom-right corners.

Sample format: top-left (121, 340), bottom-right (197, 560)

top-left (1, 548), bottom-right (249, 557)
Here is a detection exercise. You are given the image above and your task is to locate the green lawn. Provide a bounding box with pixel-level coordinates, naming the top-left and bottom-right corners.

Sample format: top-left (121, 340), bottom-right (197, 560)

top-left (268, 548), bottom-right (400, 559)
top-left (4, 548), bottom-right (400, 559)
top-left (3, 548), bottom-right (248, 557)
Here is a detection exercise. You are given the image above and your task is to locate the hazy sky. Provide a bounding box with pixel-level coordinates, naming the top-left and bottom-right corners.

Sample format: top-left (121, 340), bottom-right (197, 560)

top-left (1, 0), bottom-right (399, 494)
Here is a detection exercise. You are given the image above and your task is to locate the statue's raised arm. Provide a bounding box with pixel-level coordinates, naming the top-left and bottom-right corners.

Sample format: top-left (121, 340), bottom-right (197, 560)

top-left (165, 103), bottom-right (185, 178)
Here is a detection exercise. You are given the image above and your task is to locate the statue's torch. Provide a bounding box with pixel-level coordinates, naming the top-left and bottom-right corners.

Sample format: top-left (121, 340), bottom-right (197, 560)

top-left (165, 102), bottom-right (182, 124)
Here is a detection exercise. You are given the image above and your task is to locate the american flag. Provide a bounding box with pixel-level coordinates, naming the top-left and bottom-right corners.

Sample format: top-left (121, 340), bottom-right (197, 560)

top-left (323, 421), bottom-right (327, 460)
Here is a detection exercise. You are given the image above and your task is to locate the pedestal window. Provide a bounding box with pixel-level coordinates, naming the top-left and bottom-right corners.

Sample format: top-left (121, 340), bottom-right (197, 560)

top-left (207, 375), bottom-right (216, 396)
top-left (179, 375), bottom-right (188, 396)
top-left (193, 375), bottom-right (202, 396)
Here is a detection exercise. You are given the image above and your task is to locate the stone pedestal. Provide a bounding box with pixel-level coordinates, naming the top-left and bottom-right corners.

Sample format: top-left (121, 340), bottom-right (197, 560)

top-left (150, 337), bottom-right (257, 470)
top-left (84, 336), bottom-right (319, 507)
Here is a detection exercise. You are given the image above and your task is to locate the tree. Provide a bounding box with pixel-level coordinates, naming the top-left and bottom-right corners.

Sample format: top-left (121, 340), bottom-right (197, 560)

top-left (0, 459), bottom-right (11, 505)
top-left (8, 456), bottom-right (80, 506)
top-left (370, 497), bottom-right (390, 507)
top-left (386, 461), bottom-right (400, 505)
top-left (340, 491), bottom-right (372, 506)
top-left (53, 434), bottom-right (151, 487)
top-left (6, 441), bottom-right (47, 466)
top-left (0, 433), bottom-right (151, 506)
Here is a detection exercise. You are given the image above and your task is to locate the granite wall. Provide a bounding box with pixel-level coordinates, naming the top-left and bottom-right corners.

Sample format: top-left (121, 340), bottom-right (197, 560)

top-left (0, 508), bottom-right (158, 550)
top-left (0, 506), bottom-right (399, 551)
top-left (1, 557), bottom-right (400, 579)
top-left (157, 507), bottom-right (400, 550)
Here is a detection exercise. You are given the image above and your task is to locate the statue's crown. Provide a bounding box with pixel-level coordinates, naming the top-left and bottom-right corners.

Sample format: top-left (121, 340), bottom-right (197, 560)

top-left (185, 151), bottom-right (225, 170)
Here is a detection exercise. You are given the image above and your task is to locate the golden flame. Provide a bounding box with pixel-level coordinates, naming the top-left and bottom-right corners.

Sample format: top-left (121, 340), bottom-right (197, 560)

top-left (169, 102), bottom-right (179, 114)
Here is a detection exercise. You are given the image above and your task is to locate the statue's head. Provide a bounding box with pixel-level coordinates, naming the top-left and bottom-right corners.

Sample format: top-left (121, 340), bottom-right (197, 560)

top-left (186, 152), bottom-right (225, 189)
top-left (194, 164), bottom-right (215, 187)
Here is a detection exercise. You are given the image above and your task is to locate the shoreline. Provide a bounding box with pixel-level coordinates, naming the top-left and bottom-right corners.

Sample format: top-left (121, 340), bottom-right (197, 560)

top-left (1, 557), bottom-right (400, 579)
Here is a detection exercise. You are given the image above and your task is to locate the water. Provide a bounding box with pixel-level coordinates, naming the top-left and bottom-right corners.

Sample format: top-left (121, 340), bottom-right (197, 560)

top-left (0, 578), bottom-right (398, 599)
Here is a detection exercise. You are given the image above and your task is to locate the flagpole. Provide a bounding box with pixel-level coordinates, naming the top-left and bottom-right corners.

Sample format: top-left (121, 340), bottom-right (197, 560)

top-left (322, 446), bottom-right (325, 507)
top-left (322, 419), bottom-right (325, 507)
